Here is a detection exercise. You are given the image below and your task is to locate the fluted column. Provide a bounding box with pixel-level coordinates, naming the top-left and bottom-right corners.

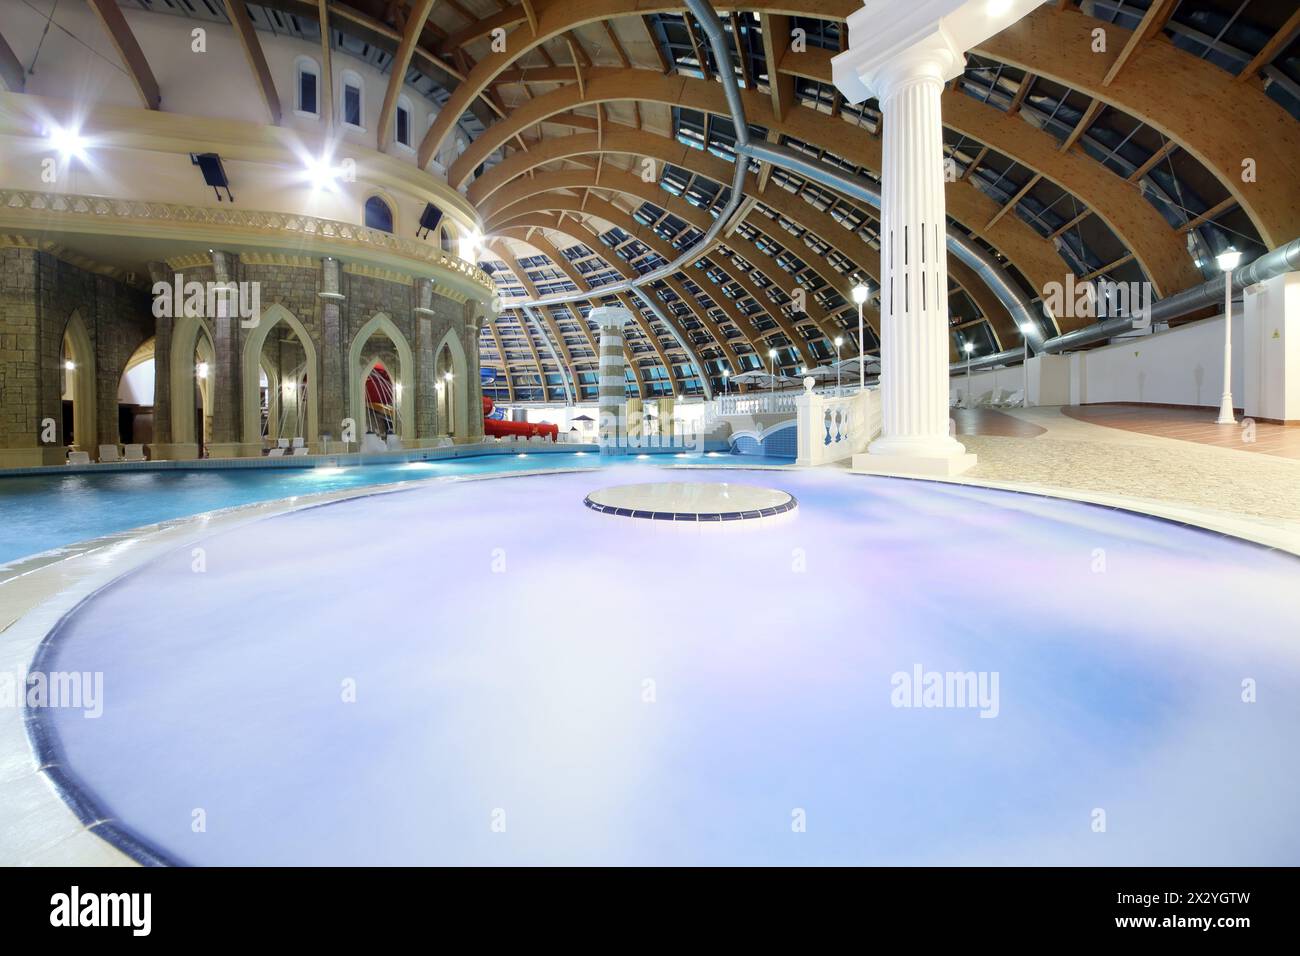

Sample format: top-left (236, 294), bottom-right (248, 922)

top-left (591, 305), bottom-right (630, 455)
top-left (828, 0), bottom-right (1040, 477)
top-left (865, 55), bottom-right (972, 471)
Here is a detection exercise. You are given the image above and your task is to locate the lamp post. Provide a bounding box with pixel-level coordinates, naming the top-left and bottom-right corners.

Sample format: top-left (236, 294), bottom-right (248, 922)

top-left (963, 341), bottom-right (974, 409)
top-left (723, 369), bottom-right (729, 399)
top-left (1019, 322), bottom-right (1034, 409)
top-left (834, 336), bottom-right (843, 394)
top-left (768, 347), bottom-right (777, 408)
top-left (851, 282), bottom-right (870, 392)
top-left (1215, 246), bottom-right (1242, 425)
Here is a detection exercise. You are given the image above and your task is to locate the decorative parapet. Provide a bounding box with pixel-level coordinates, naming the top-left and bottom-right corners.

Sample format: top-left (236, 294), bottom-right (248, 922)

top-left (795, 380), bottom-right (882, 467)
top-left (0, 189), bottom-right (495, 298)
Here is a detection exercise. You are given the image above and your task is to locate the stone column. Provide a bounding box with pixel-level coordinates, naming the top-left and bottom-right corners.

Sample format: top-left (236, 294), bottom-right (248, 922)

top-left (146, 261), bottom-right (173, 449)
top-left (318, 256), bottom-right (346, 451)
top-left (463, 304), bottom-right (486, 442)
top-left (413, 278), bottom-right (439, 444)
top-left (206, 250), bottom-right (244, 457)
top-left (591, 305), bottom-right (630, 455)
top-left (833, 0), bottom-right (1038, 476)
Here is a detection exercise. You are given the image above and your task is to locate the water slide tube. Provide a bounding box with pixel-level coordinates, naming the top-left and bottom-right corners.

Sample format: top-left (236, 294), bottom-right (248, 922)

top-left (482, 397), bottom-right (558, 441)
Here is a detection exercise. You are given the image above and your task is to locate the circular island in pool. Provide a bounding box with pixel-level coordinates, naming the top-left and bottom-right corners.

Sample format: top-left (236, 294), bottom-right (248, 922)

top-left (583, 481), bottom-right (796, 522)
top-left (28, 466), bottom-right (1300, 866)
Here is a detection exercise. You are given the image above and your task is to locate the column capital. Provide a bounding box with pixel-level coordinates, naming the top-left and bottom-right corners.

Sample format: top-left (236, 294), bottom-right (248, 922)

top-left (589, 305), bottom-right (632, 331)
top-left (832, 0), bottom-right (1043, 104)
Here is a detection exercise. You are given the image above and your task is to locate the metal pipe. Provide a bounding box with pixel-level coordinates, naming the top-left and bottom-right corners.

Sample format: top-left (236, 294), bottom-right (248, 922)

top-left (1038, 236), bottom-right (1300, 354)
top-left (738, 140), bottom-right (1052, 352)
top-left (631, 286), bottom-right (715, 400)
top-left (521, 305), bottom-right (574, 404)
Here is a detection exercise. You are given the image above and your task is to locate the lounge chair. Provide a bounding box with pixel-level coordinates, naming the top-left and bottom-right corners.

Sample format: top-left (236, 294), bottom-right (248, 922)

top-left (67, 450), bottom-right (91, 465)
top-left (291, 437), bottom-right (305, 450)
top-left (98, 444), bottom-right (121, 463)
top-left (123, 444), bottom-right (146, 461)
top-left (267, 447), bottom-right (285, 457)
top-left (384, 434), bottom-right (403, 450)
top-left (291, 445), bottom-right (310, 456)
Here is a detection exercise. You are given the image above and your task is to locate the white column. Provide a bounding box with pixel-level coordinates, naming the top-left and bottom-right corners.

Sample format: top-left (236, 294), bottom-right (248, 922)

top-left (591, 305), bottom-right (630, 455)
top-left (863, 51), bottom-right (974, 475)
top-left (833, 0), bottom-right (1041, 476)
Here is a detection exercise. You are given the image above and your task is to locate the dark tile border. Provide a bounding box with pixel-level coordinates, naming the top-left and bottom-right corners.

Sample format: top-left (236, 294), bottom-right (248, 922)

top-left (583, 491), bottom-right (797, 523)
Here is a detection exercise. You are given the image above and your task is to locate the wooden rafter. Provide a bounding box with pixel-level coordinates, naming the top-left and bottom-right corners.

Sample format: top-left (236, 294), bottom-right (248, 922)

top-left (223, 0), bottom-right (281, 124)
top-left (86, 0), bottom-right (160, 109)
top-left (1102, 0), bottom-right (1176, 87)
top-left (316, 0), bottom-right (334, 130)
top-left (376, 0), bottom-right (437, 150)
top-left (1236, 8), bottom-right (1300, 84)
top-left (0, 28), bottom-right (25, 92)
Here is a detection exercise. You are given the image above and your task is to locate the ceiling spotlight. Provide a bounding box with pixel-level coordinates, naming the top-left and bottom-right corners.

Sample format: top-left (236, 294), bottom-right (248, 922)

top-left (64, 359), bottom-right (76, 371)
top-left (196, 362), bottom-right (209, 379)
top-left (305, 155), bottom-right (341, 192)
top-left (49, 125), bottom-right (87, 162)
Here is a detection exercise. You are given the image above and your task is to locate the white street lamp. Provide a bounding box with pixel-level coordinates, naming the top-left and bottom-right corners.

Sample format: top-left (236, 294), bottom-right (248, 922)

top-left (768, 347), bottom-right (777, 406)
top-left (963, 341), bottom-right (974, 409)
top-left (722, 369), bottom-right (730, 398)
top-left (1018, 322), bottom-right (1034, 409)
top-left (851, 282), bottom-right (870, 392)
top-left (1215, 246), bottom-right (1242, 425)
top-left (834, 335), bottom-right (844, 394)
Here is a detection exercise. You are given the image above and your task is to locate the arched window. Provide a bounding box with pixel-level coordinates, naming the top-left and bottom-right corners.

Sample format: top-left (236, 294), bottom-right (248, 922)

top-left (340, 69), bottom-right (364, 130)
top-left (364, 195), bottom-right (394, 233)
top-left (395, 95), bottom-right (414, 149)
top-left (294, 56), bottom-right (320, 118)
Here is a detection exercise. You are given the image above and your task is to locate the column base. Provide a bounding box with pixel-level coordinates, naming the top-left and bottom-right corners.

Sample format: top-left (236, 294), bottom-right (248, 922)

top-left (855, 435), bottom-right (976, 477)
top-left (0, 446), bottom-right (67, 468)
top-left (206, 442), bottom-right (265, 459)
top-left (148, 443), bottom-right (200, 461)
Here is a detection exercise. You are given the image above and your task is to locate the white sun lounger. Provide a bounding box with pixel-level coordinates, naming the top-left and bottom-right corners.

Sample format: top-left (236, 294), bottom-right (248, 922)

top-left (98, 444), bottom-right (121, 463)
top-left (124, 444), bottom-right (146, 461)
top-left (67, 450), bottom-right (91, 465)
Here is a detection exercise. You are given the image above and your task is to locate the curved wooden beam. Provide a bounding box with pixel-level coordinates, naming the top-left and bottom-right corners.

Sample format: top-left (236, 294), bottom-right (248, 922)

top-left (782, 45), bottom-right (1203, 296)
top-left (450, 70), bottom-right (1069, 310)
top-left (974, 4), bottom-right (1300, 247)
top-left (417, 0), bottom-right (858, 167)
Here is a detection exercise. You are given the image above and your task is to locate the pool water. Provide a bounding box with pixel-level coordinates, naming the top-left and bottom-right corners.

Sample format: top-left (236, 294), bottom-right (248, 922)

top-left (37, 466), bottom-right (1300, 865)
top-left (0, 451), bottom-right (791, 566)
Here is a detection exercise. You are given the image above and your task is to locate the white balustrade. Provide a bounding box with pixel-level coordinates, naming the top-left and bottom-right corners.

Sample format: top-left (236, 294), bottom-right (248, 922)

top-left (795, 379), bottom-right (881, 467)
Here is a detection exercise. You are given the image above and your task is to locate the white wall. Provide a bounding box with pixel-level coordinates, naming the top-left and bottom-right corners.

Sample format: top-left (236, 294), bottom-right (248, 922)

top-left (1077, 313), bottom-right (1244, 409)
top-left (950, 365), bottom-right (1024, 406)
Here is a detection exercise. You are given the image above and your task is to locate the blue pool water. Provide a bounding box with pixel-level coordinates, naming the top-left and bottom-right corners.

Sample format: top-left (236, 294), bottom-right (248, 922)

top-left (35, 467), bottom-right (1300, 865)
top-left (0, 451), bottom-right (790, 566)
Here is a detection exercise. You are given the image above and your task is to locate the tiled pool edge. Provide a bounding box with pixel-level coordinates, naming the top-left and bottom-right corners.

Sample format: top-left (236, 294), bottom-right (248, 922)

top-left (3, 460), bottom-right (1297, 867)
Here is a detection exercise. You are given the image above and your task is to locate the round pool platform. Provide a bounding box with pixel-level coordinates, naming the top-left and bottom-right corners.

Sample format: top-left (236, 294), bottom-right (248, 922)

top-left (29, 466), bottom-right (1300, 866)
top-left (583, 481), bottom-right (796, 522)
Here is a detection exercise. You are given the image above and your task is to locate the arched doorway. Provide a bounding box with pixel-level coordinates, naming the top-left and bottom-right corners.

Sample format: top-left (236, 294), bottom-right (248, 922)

top-left (241, 304), bottom-right (318, 451)
top-left (434, 330), bottom-right (469, 439)
top-left (348, 313), bottom-right (415, 445)
top-left (61, 310), bottom-right (97, 451)
top-left (117, 337), bottom-right (156, 445)
top-left (170, 314), bottom-right (216, 454)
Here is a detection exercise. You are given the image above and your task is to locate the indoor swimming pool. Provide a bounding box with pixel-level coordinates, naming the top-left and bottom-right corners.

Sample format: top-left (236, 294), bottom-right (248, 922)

top-left (0, 451), bottom-right (791, 565)
top-left (32, 466), bottom-right (1300, 866)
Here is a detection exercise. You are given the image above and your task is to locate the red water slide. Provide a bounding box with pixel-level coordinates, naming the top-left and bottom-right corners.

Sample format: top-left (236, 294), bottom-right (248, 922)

top-left (482, 397), bottom-right (558, 441)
